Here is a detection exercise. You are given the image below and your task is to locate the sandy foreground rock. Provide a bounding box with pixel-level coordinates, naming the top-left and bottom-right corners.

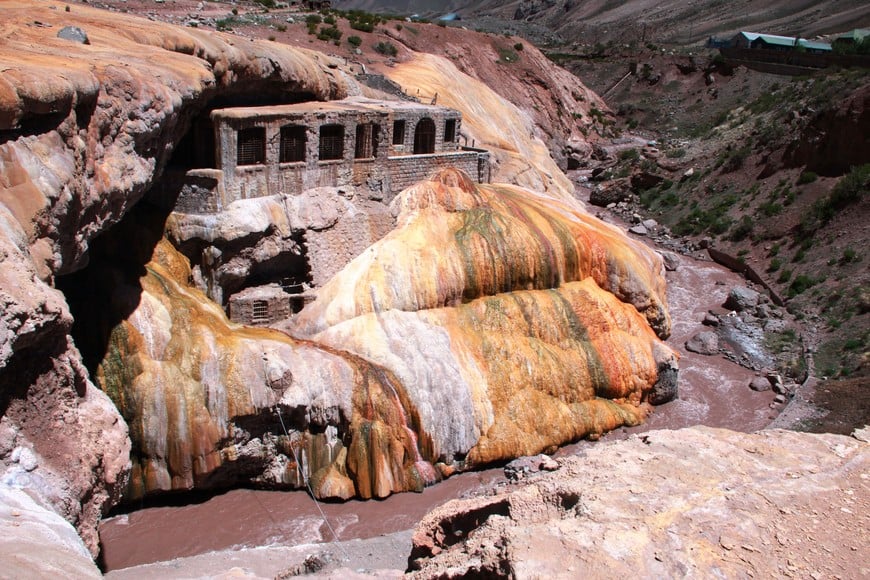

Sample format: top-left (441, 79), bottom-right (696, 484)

top-left (408, 426), bottom-right (869, 578)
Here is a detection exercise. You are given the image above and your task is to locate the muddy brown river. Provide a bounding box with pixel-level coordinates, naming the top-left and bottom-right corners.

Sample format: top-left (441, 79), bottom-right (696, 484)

top-left (99, 249), bottom-right (778, 571)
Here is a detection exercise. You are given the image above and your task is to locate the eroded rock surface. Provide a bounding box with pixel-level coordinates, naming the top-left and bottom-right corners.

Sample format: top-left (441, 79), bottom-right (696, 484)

top-left (99, 169), bottom-right (676, 500)
top-left (0, 485), bottom-right (102, 579)
top-left (409, 427), bottom-right (869, 579)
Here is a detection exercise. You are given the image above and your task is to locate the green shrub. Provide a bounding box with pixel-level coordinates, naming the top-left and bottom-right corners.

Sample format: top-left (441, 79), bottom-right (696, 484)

top-left (767, 257), bottom-right (782, 272)
top-left (305, 14), bottom-right (322, 25)
top-left (729, 215), bottom-right (754, 241)
top-left (317, 25), bottom-right (341, 41)
top-left (840, 247), bottom-right (859, 264)
top-left (801, 164), bottom-right (869, 234)
top-left (720, 145), bottom-right (750, 173)
top-left (497, 47), bottom-right (520, 63)
top-left (375, 41), bottom-right (397, 56)
top-left (514, 42), bottom-right (524, 51)
top-left (665, 148), bottom-right (686, 159)
top-left (797, 171), bottom-right (817, 185)
top-left (758, 201), bottom-right (783, 217)
top-left (618, 148), bottom-right (640, 161)
top-left (777, 269), bottom-right (792, 283)
top-left (788, 274), bottom-right (821, 297)
top-left (348, 35), bottom-right (362, 48)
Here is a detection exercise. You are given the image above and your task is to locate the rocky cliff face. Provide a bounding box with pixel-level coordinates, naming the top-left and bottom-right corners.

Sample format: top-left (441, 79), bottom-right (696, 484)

top-left (0, 0), bottom-right (672, 553)
top-left (0, 0), bottom-right (348, 553)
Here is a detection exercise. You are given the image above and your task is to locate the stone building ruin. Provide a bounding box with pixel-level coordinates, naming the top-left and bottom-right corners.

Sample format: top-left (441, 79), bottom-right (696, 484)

top-left (163, 97), bottom-right (490, 327)
top-left (172, 97), bottom-right (490, 214)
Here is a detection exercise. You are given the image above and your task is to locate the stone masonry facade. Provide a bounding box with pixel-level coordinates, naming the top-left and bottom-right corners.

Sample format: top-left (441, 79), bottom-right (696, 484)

top-left (174, 97), bottom-right (490, 213)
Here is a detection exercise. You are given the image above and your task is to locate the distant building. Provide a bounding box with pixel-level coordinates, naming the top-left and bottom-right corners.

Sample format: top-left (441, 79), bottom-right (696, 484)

top-left (729, 32), bottom-right (832, 54)
top-left (832, 29), bottom-right (870, 51)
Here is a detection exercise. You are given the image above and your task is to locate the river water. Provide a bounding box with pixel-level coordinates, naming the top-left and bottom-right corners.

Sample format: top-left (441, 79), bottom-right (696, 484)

top-left (99, 247), bottom-right (778, 571)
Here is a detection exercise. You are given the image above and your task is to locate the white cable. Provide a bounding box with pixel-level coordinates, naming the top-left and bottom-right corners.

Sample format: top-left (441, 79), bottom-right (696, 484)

top-left (275, 406), bottom-right (352, 563)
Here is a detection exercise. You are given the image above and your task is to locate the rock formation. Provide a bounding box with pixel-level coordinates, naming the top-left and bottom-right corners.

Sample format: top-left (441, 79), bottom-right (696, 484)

top-left (97, 168), bottom-right (676, 501)
top-left (0, 0), bottom-right (348, 552)
top-left (409, 427), bottom-right (869, 578)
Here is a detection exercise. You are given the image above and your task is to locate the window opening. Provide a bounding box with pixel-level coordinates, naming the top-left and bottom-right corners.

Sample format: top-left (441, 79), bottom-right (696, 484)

top-left (413, 118), bottom-right (436, 154)
top-left (252, 300), bottom-right (269, 323)
top-left (319, 124), bottom-right (344, 161)
top-left (355, 123), bottom-right (380, 159)
top-left (444, 119), bottom-right (456, 143)
top-left (237, 127), bottom-right (266, 166)
top-left (392, 120), bottom-right (406, 145)
top-left (280, 125), bottom-right (306, 163)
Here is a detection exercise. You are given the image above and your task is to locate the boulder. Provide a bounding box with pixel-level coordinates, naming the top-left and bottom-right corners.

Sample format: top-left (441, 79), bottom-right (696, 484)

top-left (630, 171), bottom-right (664, 191)
top-left (702, 312), bottom-right (720, 326)
top-left (589, 184), bottom-right (629, 207)
top-left (749, 376), bottom-right (771, 391)
top-left (659, 250), bottom-right (680, 272)
top-left (56, 26), bottom-right (89, 44)
top-left (723, 286), bottom-right (761, 312)
top-left (648, 342), bottom-right (679, 405)
top-left (628, 224), bottom-right (648, 236)
top-left (685, 330), bottom-right (719, 355)
top-left (504, 454), bottom-right (560, 481)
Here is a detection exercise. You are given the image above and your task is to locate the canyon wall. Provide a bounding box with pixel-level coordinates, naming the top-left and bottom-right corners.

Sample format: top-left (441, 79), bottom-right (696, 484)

top-left (0, 0), bottom-right (349, 553)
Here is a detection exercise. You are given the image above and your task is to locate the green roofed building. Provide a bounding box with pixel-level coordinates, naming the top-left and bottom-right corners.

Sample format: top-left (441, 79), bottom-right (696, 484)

top-left (730, 31), bottom-right (832, 54)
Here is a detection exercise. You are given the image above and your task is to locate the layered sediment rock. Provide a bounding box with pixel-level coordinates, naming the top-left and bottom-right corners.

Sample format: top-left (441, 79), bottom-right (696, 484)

top-left (99, 239), bottom-right (438, 501)
top-left (409, 427), bottom-right (869, 578)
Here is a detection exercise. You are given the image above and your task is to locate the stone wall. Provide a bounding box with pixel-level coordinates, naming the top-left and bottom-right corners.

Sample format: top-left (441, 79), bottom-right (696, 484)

top-left (389, 150), bottom-right (488, 192)
top-left (213, 107), bottom-right (391, 203)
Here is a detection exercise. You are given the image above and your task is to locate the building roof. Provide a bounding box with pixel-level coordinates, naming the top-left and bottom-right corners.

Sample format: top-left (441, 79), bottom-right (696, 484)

top-left (211, 97), bottom-right (459, 122)
top-left (735, 31), bottom-right (831, 51)
top-left (798, 39), bottom-right (832, 51)
top-left (835, 29), bottom-right (870, 42)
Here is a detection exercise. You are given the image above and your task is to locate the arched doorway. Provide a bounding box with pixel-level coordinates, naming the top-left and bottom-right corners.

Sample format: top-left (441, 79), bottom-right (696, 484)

top-left (413, 118), bottom-right (436, 154)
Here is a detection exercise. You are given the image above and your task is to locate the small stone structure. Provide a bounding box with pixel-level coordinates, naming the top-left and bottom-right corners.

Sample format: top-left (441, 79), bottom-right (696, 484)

top-left (167, 97), bottom-right (490, 327)
top-left (174, 97), bottom-right (490, 213)
top-left (227, 284), bottom-right (304, 326)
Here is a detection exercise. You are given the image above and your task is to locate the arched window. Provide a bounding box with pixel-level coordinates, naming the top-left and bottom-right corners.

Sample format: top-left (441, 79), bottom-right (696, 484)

top-left (280, 125), bottom-right (306, 163)
top-left (319, 124), bottom-right (344, 161)
top-left (237, 127), bottom-right (266, 166)
top-left (413, 118), bottom-right (436, 154)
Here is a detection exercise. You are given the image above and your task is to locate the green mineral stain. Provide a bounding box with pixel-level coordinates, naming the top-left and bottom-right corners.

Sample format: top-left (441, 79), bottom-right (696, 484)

top-left (454, 208), bottom-right (510, 300)
top-left (546, 290), bottom-right (610, 394)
